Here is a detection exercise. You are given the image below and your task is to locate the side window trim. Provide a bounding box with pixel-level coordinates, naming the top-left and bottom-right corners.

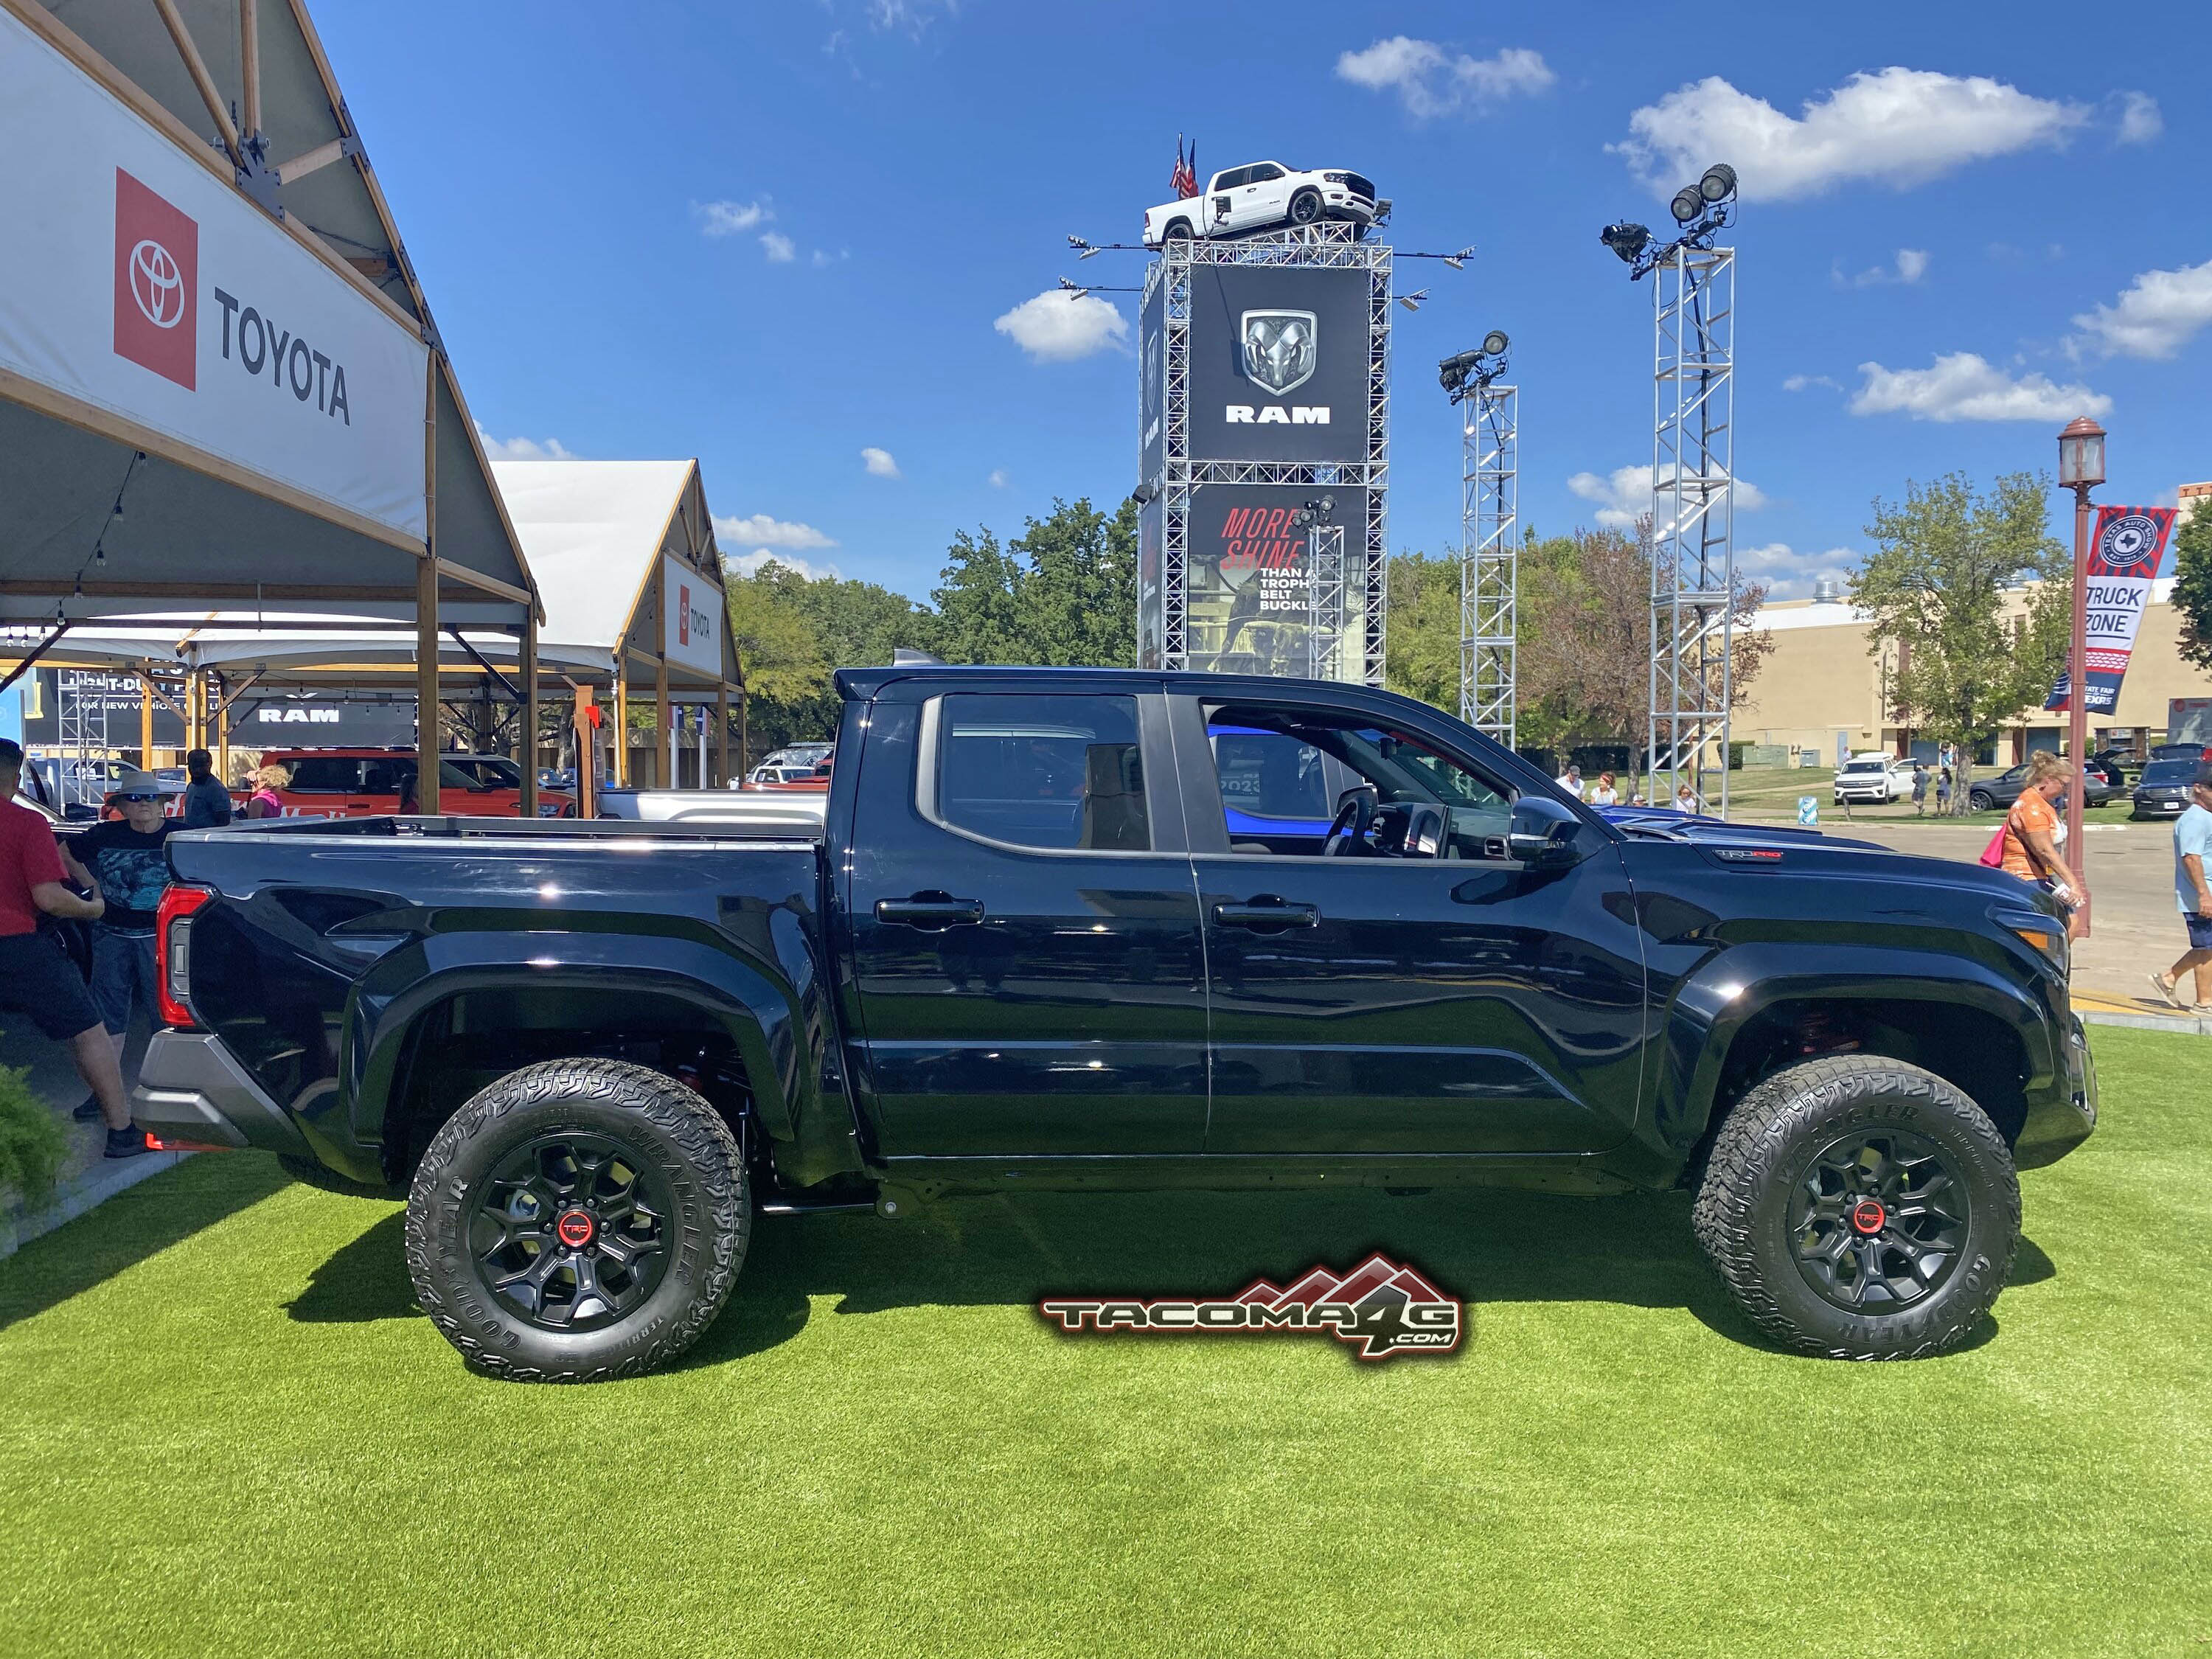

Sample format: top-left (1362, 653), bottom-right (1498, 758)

top-left (914, 690), bottom-right (1184, 858)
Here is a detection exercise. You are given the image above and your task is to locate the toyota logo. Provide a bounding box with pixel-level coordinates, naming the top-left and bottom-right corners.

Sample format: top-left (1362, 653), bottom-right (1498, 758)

top-left (128, 237), bottom-right (186, 330)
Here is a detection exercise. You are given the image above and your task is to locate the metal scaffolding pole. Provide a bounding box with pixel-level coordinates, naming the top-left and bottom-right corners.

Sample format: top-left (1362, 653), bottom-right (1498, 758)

top-left (1647, 244), bottom-right (1735, 815)
top-left (1305, 524), bottom-right (1348, 681)
top-left (1459, 383), bottom-right (1517, 745)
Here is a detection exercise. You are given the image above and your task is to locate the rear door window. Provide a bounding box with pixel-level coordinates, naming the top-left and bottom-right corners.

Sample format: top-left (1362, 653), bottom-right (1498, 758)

top-left (283, 757), bottom-right (360, 794)
top-left (933, 693), bottom-right (1150, 852)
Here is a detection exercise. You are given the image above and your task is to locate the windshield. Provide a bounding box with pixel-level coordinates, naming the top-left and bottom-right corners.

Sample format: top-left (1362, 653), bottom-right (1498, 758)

top-left (2140, 760), bottom-right (2197, 786)
top-left (1842, 759), bottom-right (1887, 773)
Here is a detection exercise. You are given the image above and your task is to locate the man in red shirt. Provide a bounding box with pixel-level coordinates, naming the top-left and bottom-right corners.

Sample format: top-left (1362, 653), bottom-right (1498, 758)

top-left (0, 740), bottom-right (145, 1158)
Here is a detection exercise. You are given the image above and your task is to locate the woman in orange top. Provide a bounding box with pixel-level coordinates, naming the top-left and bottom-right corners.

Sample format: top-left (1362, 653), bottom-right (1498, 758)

top-left (2000, 750), bottom-right (2085, 936)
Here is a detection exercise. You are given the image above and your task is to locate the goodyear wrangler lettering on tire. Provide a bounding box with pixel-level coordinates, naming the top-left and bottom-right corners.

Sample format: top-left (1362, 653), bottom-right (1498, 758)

top-left (403, 1059), bottom-right (749, 1382)
top-left (1040, 1253), bottom-right (1463, 1361)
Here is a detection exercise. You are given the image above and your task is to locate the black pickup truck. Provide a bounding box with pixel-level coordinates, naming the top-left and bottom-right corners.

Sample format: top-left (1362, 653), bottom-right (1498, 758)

top-left (134, 667), bottom-right (2096, 1380)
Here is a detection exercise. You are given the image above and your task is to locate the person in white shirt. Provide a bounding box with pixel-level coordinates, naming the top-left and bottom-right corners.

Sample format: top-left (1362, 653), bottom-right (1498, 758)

top-left (1674, 781), bottom-right (1700, 813)
top-left (1555, 763), bottom-right (1584, 801)
top-left (1590, 771), bottom-right (1619, 807)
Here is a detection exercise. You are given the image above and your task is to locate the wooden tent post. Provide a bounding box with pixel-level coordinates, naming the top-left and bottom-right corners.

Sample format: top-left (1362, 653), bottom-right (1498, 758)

top-left (716, 682), bottom-right (730, 788)
top-left (614, 672), bottom-right (629, 787)
top-left (417, 370), bottom-right (440, 813)
top-left (655, 653), bottom-right (670, 790)
top-left (139, 673), bottom-right (154, 771)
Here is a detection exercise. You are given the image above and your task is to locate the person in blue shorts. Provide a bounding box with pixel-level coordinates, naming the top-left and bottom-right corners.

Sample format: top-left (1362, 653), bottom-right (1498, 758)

top-left (2148, 763), bottom-right (2212, 1013)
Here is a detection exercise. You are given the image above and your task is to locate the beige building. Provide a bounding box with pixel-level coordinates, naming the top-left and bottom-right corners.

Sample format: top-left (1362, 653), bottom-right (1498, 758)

top-left (1737, 490), bottom-right (2212, 765)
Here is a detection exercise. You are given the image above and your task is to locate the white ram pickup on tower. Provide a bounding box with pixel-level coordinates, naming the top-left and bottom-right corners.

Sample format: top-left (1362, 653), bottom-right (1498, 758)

top-left (1142, 162), bottom-right (1383, 248)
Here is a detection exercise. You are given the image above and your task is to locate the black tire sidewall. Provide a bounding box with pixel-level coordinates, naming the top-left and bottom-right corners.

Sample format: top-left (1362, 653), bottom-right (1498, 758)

top-left (406, 1061), bottom-right (748, 1381)
top-left (1291, 189), bottom-right (1321, 223)
top-left (1698, 1058), bottom-right (2020, 1359)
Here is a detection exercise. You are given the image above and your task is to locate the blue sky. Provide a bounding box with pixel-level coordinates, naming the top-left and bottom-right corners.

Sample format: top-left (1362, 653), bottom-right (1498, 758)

top-left (313, 1), bottom-right (2208, 602)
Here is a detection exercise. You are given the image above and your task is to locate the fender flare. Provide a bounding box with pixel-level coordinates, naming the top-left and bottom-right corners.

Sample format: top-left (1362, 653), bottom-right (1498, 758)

top-left (1647, 941), bottom-right (2056, 1155)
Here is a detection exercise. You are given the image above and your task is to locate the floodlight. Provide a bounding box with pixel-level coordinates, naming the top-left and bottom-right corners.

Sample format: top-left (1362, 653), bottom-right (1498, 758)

top-left (1670, 187), bottom-right (1703, 225)
top-left (1057, 276), bottom-right (1086, 296)
top-left (1601, 222), bottom-right (1652, 264)
top-left (1481, 329), bottom-right (1509, 357)
top-left (1397, 289), bottom-right (1427, 312)
top-left (1698, 163), bottom-right (1737, 203)
top-left (1318, 494), bottom-right (1335, 518)
top-left (1443, 246), bottom-right (1474, 270)
top-left (1079, 246), bottom-right (1100, 260)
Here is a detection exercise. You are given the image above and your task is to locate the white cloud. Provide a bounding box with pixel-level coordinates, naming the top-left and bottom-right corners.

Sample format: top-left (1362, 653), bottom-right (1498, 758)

top-left (1568, 464), bottom-right (1767, 530)
top-left (728, 549), bottom-right (840, 580)
top-left (987, 468), bottom-right (1009, 488)
top-left (1849, 352), bottom-right (2111, 422)
top-left (475, 425), bottom-right (575, 462)
top-left (812, 248), bottom-right (849, 268)
top-left (1733, 543), bottom-right (1860, 600)
top-left (1613, 67), bottom-right (2087, 201)
top-left (2116, 91), bottom-right (2163, 145)
top-left (1837, 247), bottom-right (1930, 288)
top-left (2069, 257), bottom-right (2212, 360)
top-left (759, 231), bottom-right (796, 263)
top-left (861, 447), bottom-right (900, 479)
top-left (1783, 373), bottom-right (1840, 392)
top-left (1335, 38), bottom-right (1554, 118)
top-left (713, 513), bottom-right (836, 550)
top-left (695, 199), bottom-right (769, 237)
top-left (992, 290), bottom-right (1128, 362)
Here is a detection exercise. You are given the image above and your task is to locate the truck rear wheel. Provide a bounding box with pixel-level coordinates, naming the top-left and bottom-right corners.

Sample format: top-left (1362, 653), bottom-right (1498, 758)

top-left (1691, 1055), bottom-right (2018, 1359)
top-left (405, 1059), bottom-right (749, 1382)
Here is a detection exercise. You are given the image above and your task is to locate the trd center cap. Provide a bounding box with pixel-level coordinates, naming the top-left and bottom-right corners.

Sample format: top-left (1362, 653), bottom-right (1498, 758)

top-left (555, 1208), bottom-right (597, 1248)
top-left (1848, 1198), bottom-right (1887, 1236)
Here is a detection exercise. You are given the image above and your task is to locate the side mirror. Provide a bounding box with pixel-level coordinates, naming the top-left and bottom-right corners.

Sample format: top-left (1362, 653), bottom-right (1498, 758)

top-left (1507, 794), bottom-right (1583, 870)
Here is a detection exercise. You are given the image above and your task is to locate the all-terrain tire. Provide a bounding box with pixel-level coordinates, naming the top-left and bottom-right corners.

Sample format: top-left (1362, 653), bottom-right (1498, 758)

top-left (1290, 188), bottom-right (1323, 225)
top-left (1164, 219), bottom-right (1194, 243)
top-left (405, 1059), bottom-right (749, 1382)
top-left (1691, 1055), bottom-right (2019, 1359)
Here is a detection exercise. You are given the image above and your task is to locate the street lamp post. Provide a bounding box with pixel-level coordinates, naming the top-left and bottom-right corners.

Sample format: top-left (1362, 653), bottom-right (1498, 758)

top-left (2057, 414), bottom-right (2107, 937)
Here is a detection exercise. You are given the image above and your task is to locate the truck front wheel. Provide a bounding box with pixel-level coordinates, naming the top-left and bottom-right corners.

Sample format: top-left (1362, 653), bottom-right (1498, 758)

top-left (405, 1059), bottom-right (750, 1382)
top-left (1290, 188), bottom-right (1322, 224)
top-left (1691, 1056), bottom-right (2019, 1359)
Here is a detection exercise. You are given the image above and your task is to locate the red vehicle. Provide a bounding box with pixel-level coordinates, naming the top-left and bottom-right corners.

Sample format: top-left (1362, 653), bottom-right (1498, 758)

top-left (232, 748), bottom-right (574, 818)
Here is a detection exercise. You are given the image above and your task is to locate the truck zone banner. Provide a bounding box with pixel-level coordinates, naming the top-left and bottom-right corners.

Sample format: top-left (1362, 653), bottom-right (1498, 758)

top-left (2044, 506), bottom-right (2177, 716)
top-left (1039, 1253), bottom-right (1463, 1361)
top-left (1184, 265), bottom-right (1368, 464)
top-left (0, 7), bottom-right (431, 539)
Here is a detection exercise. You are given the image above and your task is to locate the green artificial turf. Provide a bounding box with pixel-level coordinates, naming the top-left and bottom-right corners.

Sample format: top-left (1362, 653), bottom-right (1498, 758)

top-left (2, 1029), bottom-right (2208, 1657)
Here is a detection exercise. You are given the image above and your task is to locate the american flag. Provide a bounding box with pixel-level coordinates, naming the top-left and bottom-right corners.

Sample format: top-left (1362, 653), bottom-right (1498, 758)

top-left (1171, 135), bottom-right (1197, 199)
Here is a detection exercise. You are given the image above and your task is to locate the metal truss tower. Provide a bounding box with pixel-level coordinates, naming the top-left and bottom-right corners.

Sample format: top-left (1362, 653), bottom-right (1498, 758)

top-left (1647, 244), bottom-right (1735, 815)
top-left (57, 669), bottom-right (105, 812)
top-left (1458, 383), bottom-right (1517, 744)
top-left (1148, 220), bottom-right (1391, 685)
top-left (1305, 524), bottom-right (1347, 681)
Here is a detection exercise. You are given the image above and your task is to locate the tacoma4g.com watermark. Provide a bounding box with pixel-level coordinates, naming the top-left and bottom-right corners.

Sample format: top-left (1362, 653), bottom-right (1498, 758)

top-left (1038, 1253), bottom-right (1463, 1361)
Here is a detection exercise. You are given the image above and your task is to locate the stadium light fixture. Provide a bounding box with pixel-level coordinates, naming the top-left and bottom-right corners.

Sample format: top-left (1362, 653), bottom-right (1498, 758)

top-left (1601, 222), bottom-right (1653, 265)
top-left (1442, 247), bottom-right (1474, 270)
top-left (1481, 330), bottom-right (1509, 357)
top-left (1670, 187), bottom-right (1703, 225)
top-left (1601, 162), bottom-right (1736, 282)
top-left (1398, 288), bottom-right (1428, 313)
top-left (1699, 163), bottom-right (1738, 204)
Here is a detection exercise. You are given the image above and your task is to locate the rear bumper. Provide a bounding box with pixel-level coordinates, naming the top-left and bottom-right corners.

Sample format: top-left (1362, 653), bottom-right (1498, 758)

top-left (131, 1031), bottom-right (310, 1157)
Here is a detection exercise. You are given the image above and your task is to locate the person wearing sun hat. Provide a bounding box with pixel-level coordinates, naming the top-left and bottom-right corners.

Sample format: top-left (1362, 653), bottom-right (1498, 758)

top-left (57, 771), bottom-right (179, 1124)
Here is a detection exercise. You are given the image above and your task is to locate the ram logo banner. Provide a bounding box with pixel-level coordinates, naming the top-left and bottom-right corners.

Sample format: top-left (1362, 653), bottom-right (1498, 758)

top-left (1239, 308), bottom-right (1317, 396)
top-left (113, 170), bottom-right (197, 389)
top-left (1038, 1253), bottom-right (1463, 1361)
top-left (2044, 506), bottom-right (2177, 717)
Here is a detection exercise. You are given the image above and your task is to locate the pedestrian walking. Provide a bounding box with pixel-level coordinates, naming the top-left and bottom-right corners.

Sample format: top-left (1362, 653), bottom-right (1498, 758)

top-left (0, 739), bottom-right (146, 1159)
top-left (1998, 751), bottom-right (2085, 938)
top-left (1590, 771), bottom-right (1620, 807)
top-left (1911, 762), bottom-right (1928, 817)
top-left (242, 762), bottom-right (290, 819)
top-left (181, 747), bottom-right (232, 828)
top-left (2147, 763), bottom-right (2212, 1013)
top-left (1935, 767), bottom-right (1952, 815)
top-left (58, 772), bottom-right (178, 1116)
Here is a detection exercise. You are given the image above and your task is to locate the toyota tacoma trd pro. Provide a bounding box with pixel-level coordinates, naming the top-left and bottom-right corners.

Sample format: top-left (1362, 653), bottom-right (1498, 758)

top-left (133, 667), bottom-right (2096, 1381)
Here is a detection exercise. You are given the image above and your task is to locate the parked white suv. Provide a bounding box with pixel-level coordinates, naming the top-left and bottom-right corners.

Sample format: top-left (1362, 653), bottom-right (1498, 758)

top-left (1143, 162), bottom-right (1383, 248)
top-left (1832, 751), bottom-right (1917, 804)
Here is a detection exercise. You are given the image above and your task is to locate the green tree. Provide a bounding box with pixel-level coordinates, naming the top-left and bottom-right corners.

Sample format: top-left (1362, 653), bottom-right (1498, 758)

top-left (723, 557), bottom-right (935, 765)
top-left (934, 497), bottom-right (1137, 667)
top-left (1851, 471), bottom-right (2070, 813)
top-left (2172, 498), bottom-right (2212, 676)
top-left (1380, 549), bottom-right (1461, 710)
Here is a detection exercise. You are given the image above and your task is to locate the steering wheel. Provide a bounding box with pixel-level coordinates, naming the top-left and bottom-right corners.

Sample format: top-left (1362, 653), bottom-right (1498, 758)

top-left (1321, 790), bottom-right (1377, 858)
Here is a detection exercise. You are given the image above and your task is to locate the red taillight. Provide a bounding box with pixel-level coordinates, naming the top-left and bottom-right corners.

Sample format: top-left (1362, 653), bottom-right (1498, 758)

top-left (156, 883), bottom-right (213, 1028)
top-left (145, 1131), bottom-right (230, 1153)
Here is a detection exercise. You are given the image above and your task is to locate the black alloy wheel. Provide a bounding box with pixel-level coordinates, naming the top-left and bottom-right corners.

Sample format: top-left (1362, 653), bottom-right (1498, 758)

top-left (406, 1058), bottom-right (750, 1382)
top-left (1692, 1054), bottom-right (2019, 1360)
top-left (1969, 789), bottom-right (1995, 813)
top-left (1290, 189), bottom-right (1323, 225)
top-left (1787, 1128), bottom-right (1968, 1312)
top-left (468, 1131), bottom-right (675, 1330)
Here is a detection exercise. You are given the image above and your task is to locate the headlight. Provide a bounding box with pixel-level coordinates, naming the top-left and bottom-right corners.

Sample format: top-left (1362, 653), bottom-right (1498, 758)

top-left (1323, 172), bottom-right (1347, 184)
